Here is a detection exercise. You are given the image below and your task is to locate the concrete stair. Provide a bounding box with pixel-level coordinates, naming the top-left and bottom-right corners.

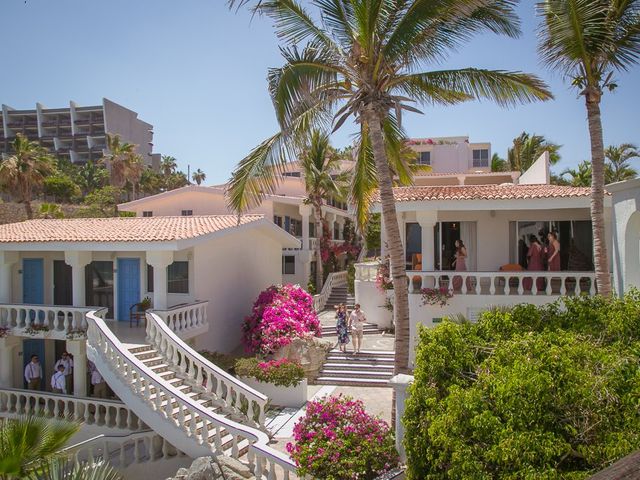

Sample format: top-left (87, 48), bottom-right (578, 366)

top-left (320, 322), bottom-right (383, 337)
top-left (314, 349), bottom-right (395, 387)
top-left (324, 286), bottom-right (355, 309)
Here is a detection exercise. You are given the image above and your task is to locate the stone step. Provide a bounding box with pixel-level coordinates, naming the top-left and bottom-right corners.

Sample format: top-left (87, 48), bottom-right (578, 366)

top-left (322, 362), bottom-right (394, 372)
top-left (128, 344), bottom-right (153, 354)
top-left (314, 377), bottom-right (391, 387)
top-left (318, 369), bottom-right (393, 379)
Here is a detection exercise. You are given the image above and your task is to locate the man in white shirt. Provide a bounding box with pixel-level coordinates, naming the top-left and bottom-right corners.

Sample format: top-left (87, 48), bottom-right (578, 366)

top-left (54, 352), bottom-right (74, 394)
top-left (348, 303), bottom-right (367, 354)
top-left (51, 364), bottom-right (66, 394)
top-left (89, 361), bottom-right (107, 398)
top-left (24, 355), bottom-right (42, 390)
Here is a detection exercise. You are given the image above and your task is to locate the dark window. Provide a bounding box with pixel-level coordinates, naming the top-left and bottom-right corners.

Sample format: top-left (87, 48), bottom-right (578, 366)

top-left (147, 264), bottom-right (154, 292)
top-left (405, 222), bottom-right (422, 268)
top-left (472, 149), bottom-right (489, 167)
top-left (168, 261), bottom-right (189, 294)
top-left (142, 211), bottom-right (153, 217)
top-left (283, 171), bottom-right (301, 177)
top-left (309, 222), bottom-right (315, 238)
top-left (417, 151), bottom-right (431, 165)
top-left (274, 215), bottom-right (283, 228)
top-left (283, 256), bottom-right (295, 275)
top-left (181, 210), bottom-right (193, 216)
top-left (85, 261), bottom-right (114, 318)
top-left (333, 222), bottom-right (340, 240)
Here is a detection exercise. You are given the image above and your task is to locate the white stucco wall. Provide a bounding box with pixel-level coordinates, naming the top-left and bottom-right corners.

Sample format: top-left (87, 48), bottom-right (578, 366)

top-left (519, 152), bottom-right (550, 185)
top-left (610, 179), bottom-right (640, 296)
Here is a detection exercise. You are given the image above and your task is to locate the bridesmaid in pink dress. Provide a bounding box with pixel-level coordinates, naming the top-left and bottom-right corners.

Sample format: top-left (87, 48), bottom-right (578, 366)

top-left (523, 235), bottom-right (545, 291)
top-left (452, 240), bottom-right (468, 291)
top-left (547, 232), bottom-right (561, 271)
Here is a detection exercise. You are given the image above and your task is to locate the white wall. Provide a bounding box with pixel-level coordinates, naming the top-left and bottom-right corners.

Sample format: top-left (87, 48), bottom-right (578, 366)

top-left (519, 152), bottom-right (550, 185)
top-left (610, 180), bottom-right (640, 295)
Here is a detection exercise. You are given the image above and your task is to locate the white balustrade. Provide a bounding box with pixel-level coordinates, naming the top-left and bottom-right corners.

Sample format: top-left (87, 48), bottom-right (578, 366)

top-left (0, 304), bottom-right (106, 339)
top-left (86, 312), bottom-right (297, 479)
top-left (354, 262), bottom-right (379, 282)
top-left (403, 271), bottom-right (597, 296)
top-left (151, 301), bottom-right (208, 339)
top-left (313, 270), bottom-right (348, 311)
top-left (145, 311), bottom-right (268, 427)
top-left (0, 387), bottom-right (144, 430)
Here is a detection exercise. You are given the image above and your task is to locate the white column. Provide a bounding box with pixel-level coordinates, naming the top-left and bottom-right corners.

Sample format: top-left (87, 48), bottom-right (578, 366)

top-left (0, 251), bottom-right (18, 303)
top-left (0, 337), bottom-right (20, 388)
top-left (324, 211), bottom-right (336, 239)
top-left (388, 374), bottom-right (414, 463)
top-left (146, 251), bottom-right (174, 310)
top-left (65, 251), bottom-right (92, 307)
top-left (67, 340), bottom-right (87, 396)
top-left (416, 211), bottom-right (438, 271)
top-left (299, 204), bottom-right (312, 251)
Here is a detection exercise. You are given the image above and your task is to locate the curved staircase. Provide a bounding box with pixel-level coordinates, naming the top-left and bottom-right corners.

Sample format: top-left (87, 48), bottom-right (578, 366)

top-left (86, 311), bottom-right (296, 479)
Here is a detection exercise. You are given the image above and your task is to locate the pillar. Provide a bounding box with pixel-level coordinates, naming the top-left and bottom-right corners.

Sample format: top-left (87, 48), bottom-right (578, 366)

top-left (324, 211), bottom-right (336, 239)
top-left (67, 339), bottom-right (87, 396)
top-left (299, 204), bottom-right (312, 251)
top-left (64, 251), bottom-right (92, 307)
top-left (388, 374), bottom-right (414, 463)
top-left (416, 211), bottom-right (438, 272)
top-left (0, 251), bottom-right (18, 303)
top-left (0, 337), bottom-right (20, 388)
top-left (146, 251), bottom-right (174, 310)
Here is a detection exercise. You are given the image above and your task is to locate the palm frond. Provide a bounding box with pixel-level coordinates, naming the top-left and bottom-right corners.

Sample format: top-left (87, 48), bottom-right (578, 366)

top-left (29, 457), bottom-right (122, 480)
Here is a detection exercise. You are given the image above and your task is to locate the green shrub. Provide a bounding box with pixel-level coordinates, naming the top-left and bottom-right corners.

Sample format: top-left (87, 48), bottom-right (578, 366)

top-left (235, 357), bottom-right (305, 387)
top-left (199, 350), bottom-right (237, 373)
top-left (404, 291), bottom-right (640, 479)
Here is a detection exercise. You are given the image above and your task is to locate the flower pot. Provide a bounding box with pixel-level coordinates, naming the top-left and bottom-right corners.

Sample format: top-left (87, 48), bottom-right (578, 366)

top-left (239, 377), bottom-right (308, 408)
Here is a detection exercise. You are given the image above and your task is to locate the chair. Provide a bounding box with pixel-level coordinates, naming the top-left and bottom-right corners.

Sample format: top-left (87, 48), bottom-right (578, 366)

top-left (129, 303), bottom-right (147, 328)
top-left (411, 254), bottom-right (423, 290)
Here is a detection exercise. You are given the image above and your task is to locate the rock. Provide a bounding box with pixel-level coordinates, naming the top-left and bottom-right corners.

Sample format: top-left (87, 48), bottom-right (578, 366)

top-left (273, 335), bottom-right (333, 380)
top-left (166, 455), bottom-right (255, 480)
top-left (214, 453), bottom-right (254, 479)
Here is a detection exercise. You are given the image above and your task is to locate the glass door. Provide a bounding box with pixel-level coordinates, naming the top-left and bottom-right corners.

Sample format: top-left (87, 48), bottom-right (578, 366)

top-left (85, 261), bottom-right (114, 318)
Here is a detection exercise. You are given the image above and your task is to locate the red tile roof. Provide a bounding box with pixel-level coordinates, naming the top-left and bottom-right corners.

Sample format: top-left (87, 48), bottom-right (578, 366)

top-left (375, 184), bottom-right (595, 202)
top-left (0, 215), bottom-right (264, 243)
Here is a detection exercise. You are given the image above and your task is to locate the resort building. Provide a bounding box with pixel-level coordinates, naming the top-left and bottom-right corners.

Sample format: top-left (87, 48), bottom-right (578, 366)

top-left (0, 98), bottom-right (159, 167)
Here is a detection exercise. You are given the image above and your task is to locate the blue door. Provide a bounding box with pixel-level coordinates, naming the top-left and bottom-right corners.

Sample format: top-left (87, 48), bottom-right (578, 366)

top-left (23, 339), bottom-right (45, 390)
top-left (117, 258), bottom-right (140, 322)
top-left (23, 258), bottom-right (44, 304)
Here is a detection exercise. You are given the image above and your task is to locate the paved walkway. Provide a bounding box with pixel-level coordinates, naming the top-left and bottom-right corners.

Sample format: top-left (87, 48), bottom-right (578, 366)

top-left (319, 309), bottom-right (395, 352)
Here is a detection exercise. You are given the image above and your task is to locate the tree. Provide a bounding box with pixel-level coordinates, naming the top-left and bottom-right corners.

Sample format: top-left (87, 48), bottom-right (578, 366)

top-left (160, 155), bottom-right (177, 177)
top-left (538, 0), bottom-right (640, 297)
top-left (192, 168), bottom-right (206, 185)
top-left (81, 186), bottom-right (124, 217)
top-left (300, 130), bottom-right (346, 289)
top-left (507, 131), bottom-right (561, 172)
top-left (0, 133), bottom-right (57, 219)
top-left (605, 143), bottom-right (639, 183)
top-left (562, 160), bottom-right (593, 186)
top-left (126, 154), bottom-right (145, 201)
top-left (99, 134), bottom-right (136, 189)
top-left (43, 174), bottom-right (80, 203)
top-left (0, 416), bottom-right (78, 479)
top-left (39, 203), bottom-right (64, 219)
top-left (75, 161), bottom-right (109, 195)
top-left (226, 0), bottom-right (552, 375)
top-left (491, 153), bottom-right (509, 172)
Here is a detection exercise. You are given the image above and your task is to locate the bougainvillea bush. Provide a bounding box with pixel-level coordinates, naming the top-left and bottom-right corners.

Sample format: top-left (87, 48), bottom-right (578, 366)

top-left (242, 284), bottom-right (321, 355)
top-left (287, 395), bottom-right (398, 480)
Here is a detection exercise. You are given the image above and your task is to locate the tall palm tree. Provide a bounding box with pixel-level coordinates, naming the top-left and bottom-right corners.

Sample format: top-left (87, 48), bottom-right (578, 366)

top-left (491, 153), bottom-right (509, 172)
top-left (300, 130), bottom-right (346, 289)
top-left (538, 0), bottom-right (640, 297)
top-left (126, 154), bottom-right (145, 201)
top-left (0, 134), bottom-right (57, 219)
top-left (561, 160), bottom-right (592, 186)
top-left (507, 131), bottom-right (561, 172)
top-left (226, 0), bottom-right (552, 374)
top-left (99, 134), bottom-right (136, 189)
top-left (192, 168), bottom-right (206, 185)
top-left (605, 143), bottom-right (639, 183)
top-left (161, 155), bottom-right (178, 177)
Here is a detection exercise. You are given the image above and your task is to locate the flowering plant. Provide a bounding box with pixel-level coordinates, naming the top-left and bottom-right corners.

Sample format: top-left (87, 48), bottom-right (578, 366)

top-left (421, 287), bottom-right (453, 307)
top-left (0, 326), bottom-right (10, 338)
top-left (242, 284), bottom-right (321, 355)
top-left (24, 324), bottom-right (50, 336)
top-left (66, 328), bottom-right (87, 340)
top-left (375, 258), bottom-right (393, 293)
top-left (287, 395), bottom-right (398, 480)
top-left (235, 357), bottom-right (305, 387)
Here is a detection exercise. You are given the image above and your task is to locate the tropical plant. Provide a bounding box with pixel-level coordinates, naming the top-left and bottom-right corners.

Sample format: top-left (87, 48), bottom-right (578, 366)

top-left (0, 416), bottom-right (78, 479)
top-left (27, 457), bottom-right (122, 480)
top-left (0, 134), bottom-right (57, 219)
top-left (562, 160), bottom-right (593, 187)
top-left (507, 131), bottom-right (561, 172)
top-left (75, 161), bottom-right (109, 195)
top-left (43, 174), bottom-right (80, 203)
top-left (491, 152), bottom-right (509, 172)
top-left (605, 143), bottom-right (639, 183)
top-left (99, 134), bottom-right (136, 190)
top-left (404, 293), bottom-right (640, 479)
top-left (235, 357), bottom-right (305, 387)
top-left (160, 155), bottom-right (177, 177)
top-left (538, 0), bottom-right (640, 297)
top-left (191, 168), bottom-right (206, 185)
top-left (81, 186), bottom-right (124, 217)
top-left (227, 0), bottom-right (552, 375)
top-left (125, 154), bottom-right (145, 201)
top-left (286, 395), bottom-right (398, 480)
top-left (39, 203), bottom-right (64, 219)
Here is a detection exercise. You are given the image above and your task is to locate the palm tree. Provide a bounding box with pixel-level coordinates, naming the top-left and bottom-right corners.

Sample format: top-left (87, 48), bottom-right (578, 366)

top-left (538, 0), bottom-right (640, 297)
top-left (300, 130), bottom-right (346, 289)
top-left (491, 153), bottom-right (509, 172)
top-left (160, 155), bottom-right (178, 177)
top-left (605, 143), bottom-right (639, 183)
top-left (561, 161), bottom-right (592, 187)
top-left (39, 203), bottom-right (64, 219)
top-left (76, 161), bottom-right (109, 195)
top-left (99, 135), bottom-right (136, 189)
top-left (226, 0), bottom-right (552, 374)
top-left (192, 168), bottom-right (206, 185)
top-left (0, 133), bottom-right (57, 219)
top-left (126, 154), bottom-right (145, 201)
top-left (507, 131), bottom-right (561, 172)
top-left (0, 416), bottom-right (78, 479)
top-left (28, 458), bottom-right (122, 480)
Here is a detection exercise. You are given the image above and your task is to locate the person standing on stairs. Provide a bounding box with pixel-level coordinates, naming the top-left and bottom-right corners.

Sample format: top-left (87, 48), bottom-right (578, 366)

top-left (348, 303), bottom-right (366, 354)
top-left (335, 304), bottom-right (350, 353)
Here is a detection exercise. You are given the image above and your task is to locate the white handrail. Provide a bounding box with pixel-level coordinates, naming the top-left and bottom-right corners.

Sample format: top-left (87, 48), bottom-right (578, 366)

top-left (354, 262), bottom-right (379, 282)
top-left (0, 387), bottom-right (144, 431)
top-left (151, 301), bottom-right (208, 340)
top-left (0, 304), bottom-right (106, 338)
top-left (86, 311), bottom-right (297, 479)
top-left (145, 311), bottom-right (268, 427)
top-left (313, 270), bottom-right (348, 312)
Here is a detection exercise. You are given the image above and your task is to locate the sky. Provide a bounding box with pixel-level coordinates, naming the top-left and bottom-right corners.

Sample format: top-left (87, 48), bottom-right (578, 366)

top-left (2, 0), bottom-right (639, 184)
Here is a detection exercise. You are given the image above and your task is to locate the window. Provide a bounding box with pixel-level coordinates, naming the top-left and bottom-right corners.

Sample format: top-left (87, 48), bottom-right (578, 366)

top-left (290, 219), bottom-right (302, 236)
top-left (167, 261), bottom-right (189, 294)
top-left (283, 171), bottom-right (301, 177)
top-left (333, 222), bottom-right (340, 240)
top-left (181, 210), bottom-right (193, 216)
top-left (142, 211), bottom-right (153, 217)
top-left (309, 222), bottom-right (315, 238)
top-left (274, 215), bottom-right (283, 228)
top-left (472, 149), bottom-right (489, 167)
top-left (417, 151), bottom-right (431, 165)
top-left (147, 265), bottom-right (154, 292)
top-left (282, 256), bottom-right (295, 275)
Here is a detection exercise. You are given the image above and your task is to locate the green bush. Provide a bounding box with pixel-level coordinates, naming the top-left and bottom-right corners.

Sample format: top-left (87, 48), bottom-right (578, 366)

top-left (43, 174), bottom-right (81, 202)
top-left (235, 357), bottom-right (305, 387)
top-left (199, 350), bottom-right (237, 373)
top-left (404, 291), bottom-right (640, 479)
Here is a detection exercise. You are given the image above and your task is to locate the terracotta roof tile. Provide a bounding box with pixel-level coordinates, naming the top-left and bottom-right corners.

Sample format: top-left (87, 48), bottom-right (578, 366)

top-left (374, 184), bottom-right (595, 202)
top-left (0, 215), bottom-right (264, 243)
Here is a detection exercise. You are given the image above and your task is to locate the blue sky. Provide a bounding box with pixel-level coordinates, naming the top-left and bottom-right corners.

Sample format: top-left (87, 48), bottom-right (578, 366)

top-left (2, 0), bottom-right (639, 184)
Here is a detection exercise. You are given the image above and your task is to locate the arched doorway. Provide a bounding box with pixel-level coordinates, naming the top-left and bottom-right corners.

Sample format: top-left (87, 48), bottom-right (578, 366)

top-left (624, 211), bottom-right (640, 291)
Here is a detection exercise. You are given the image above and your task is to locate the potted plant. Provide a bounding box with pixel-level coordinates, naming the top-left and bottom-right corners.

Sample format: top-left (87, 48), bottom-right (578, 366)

top-left (140, 296), bottom-right (152, 311)
top-left (235, 357), bottom-right (307, 408)
top-left (0, 326), bottom-right (10, 338)
top-left (420, 287), bottom-right (454, 307)
top-left (24, 324), bottom-right (50, 337)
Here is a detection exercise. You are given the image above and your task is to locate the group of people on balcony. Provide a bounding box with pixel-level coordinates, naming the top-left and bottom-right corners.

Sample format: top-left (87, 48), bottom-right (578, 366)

top-left (523, 232), bottom-right (561, 291)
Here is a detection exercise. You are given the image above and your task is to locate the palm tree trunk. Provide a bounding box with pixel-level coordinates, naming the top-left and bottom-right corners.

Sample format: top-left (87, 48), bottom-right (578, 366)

top-left (585, 92), bottom-right (611, 296)
top-left (24, 200), bottom-right (33, 220)
top-left (365, 105), bottom-right (410, 374)
top-left (312, 199), bottom-right (324, 291)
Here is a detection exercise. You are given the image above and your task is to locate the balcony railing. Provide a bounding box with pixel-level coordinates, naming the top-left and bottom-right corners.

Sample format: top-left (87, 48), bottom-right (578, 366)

top-left (0, 304), bottom-right (107, 339)
top-left (150, 301), bottom-right (208, 340)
